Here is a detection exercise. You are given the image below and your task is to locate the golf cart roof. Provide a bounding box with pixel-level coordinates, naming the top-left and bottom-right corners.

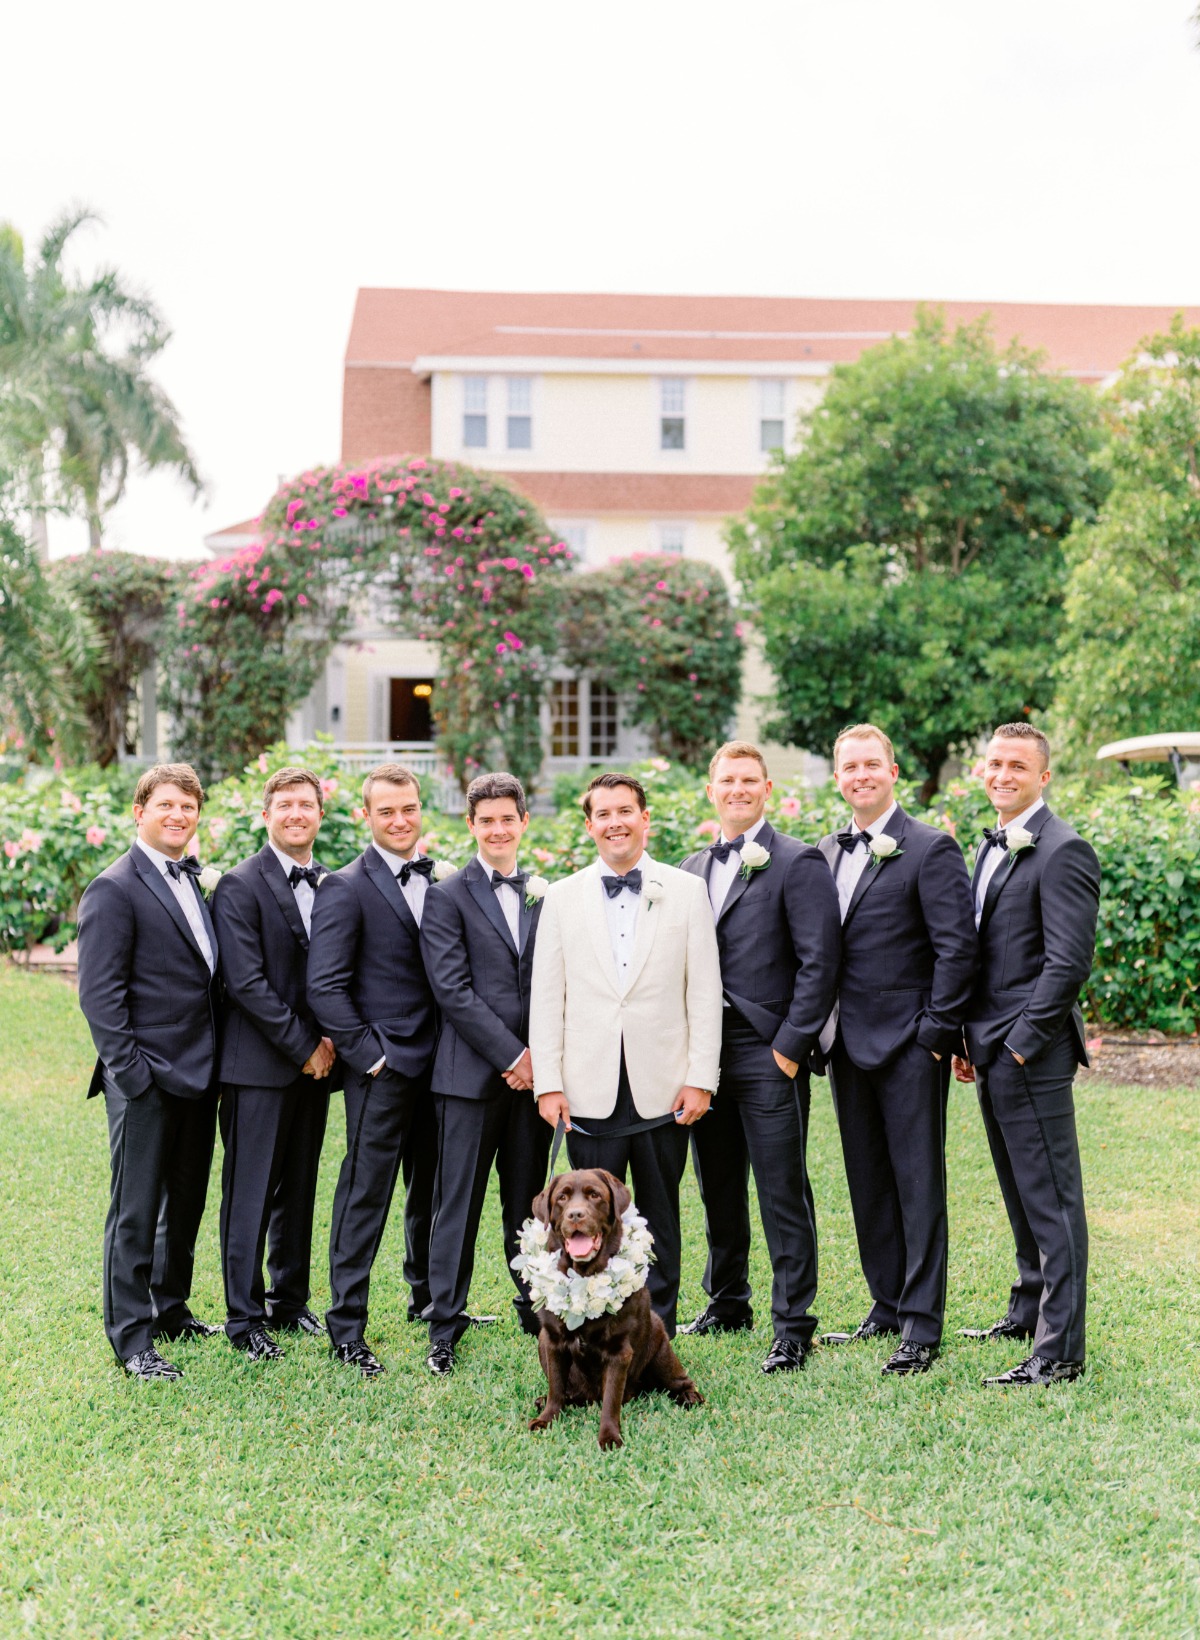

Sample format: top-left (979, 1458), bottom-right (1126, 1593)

top-left (1096, 733), bottom-right (1200, 762)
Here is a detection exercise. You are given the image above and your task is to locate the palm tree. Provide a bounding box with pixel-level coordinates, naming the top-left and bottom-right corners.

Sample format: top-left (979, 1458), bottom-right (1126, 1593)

top-left (0, 506), bottom-right (95, 758)
top-left (0, 207), bottom-right (204, 552)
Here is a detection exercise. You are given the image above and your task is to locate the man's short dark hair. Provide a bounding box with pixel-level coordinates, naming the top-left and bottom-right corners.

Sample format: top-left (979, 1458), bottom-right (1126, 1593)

top-left (133, 763), bottom-right (204, 810)
top-left (466, 771), bottom-right (527, 821)
top-left (991, 722), bottom-right (1051, 768)
top-left (263, 766), bottom-right (324, 810)
top-left (362, 762), bottom-right (421, 806)
top-left (581, 771), bottom-right (648, 818)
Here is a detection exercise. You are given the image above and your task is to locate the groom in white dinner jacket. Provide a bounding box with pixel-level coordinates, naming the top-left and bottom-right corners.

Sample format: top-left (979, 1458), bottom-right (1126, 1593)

top-left (529, 771), bottom-right (723, 1335)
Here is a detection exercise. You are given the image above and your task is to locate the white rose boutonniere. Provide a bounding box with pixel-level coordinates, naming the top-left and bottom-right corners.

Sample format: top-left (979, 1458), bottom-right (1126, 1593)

top-left (738, 840), bottom-right (771, 880)
top-left (643, 878), bottom-right (664, 904)
top-left (1004, 826), bottom-right (1035, 854)
top-left (524, 874), bottom-right (549, 910)
top-left (432, 859), bottom-right (458, 881)
top-left (198, 866), bottom-right (223, 895)
top-left (866, 834), bottom-right (903, 870)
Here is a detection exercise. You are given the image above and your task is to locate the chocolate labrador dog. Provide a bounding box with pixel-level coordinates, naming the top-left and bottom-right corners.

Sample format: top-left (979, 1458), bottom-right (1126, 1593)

top-left (527, 1168), bottom-right (702, 1450)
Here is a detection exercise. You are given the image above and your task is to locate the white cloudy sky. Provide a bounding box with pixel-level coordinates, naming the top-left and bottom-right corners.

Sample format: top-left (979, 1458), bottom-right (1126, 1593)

top-left (7, 0), bottom-right (1199, 560)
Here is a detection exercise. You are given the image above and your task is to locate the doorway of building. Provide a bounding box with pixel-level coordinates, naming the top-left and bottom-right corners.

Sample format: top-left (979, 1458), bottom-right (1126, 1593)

top-left (390, 678), bottom-right (435, 741)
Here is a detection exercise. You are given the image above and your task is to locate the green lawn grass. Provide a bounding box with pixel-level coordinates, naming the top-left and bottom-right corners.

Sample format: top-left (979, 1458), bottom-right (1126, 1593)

top-left (0, 966), bottom-right (1196, 1639)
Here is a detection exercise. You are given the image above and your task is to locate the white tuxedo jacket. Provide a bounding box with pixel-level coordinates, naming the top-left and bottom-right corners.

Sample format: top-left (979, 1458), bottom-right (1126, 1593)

top-left (529, 856), bottom-right (723, 1118)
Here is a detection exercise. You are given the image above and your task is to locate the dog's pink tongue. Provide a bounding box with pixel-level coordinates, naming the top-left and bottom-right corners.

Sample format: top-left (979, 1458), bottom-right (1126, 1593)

top-left (565, 1233), bottom-right (596, 1259)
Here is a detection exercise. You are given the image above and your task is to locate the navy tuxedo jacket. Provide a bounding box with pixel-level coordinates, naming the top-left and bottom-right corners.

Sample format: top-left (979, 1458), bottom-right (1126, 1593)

top-left (213, 844), bottom-right (342, 1091)
top-left (679, 821), bottom-right (840, 1064)
top-left (817, 806), bottom-right (978, 1069)
top-left (964, 805), bottom-right (1100, 1069)
top-left (306, 847), bottom-right (437, 1078)
top-left (77, 846), bottom-right (221, 1101)
top-left (419, 857), bottom-right (542, 1101)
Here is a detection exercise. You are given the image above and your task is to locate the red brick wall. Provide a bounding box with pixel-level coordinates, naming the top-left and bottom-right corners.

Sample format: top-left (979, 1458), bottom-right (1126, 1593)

top-left (341, 367), bottom-right (431, 462)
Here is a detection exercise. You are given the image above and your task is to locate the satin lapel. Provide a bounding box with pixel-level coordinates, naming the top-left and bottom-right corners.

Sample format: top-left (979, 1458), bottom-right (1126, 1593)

top-left (842, 807), bottom-right (908, 929)
top-left (465, 857), bottom-right (518, 956)
top-left (717, 821), bottom-right (776, 925)
top-left (817, 834), bottom-right (839, 877)
top-left (130, 849), bottom-right (210, 969)
top-left (363, 847), bottom-right (419, 936)
top-left (517, 886), bottom-right (537, 957)
top-left (623, 864), bottom-right (664, 992)
top-left (979, 805), bottom-right (1052, 935)
top-left (583, 864), bottom-right (621, 998)
top-left (192, 876), bottom-right (219, 968)
top-left (258, 846), bottom-right (309, 949)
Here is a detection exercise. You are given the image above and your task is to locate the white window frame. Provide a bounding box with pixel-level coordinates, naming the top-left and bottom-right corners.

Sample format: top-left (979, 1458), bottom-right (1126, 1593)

top-left (463, 376), bottom-right (488, 449)
top-left (759, 378), bottom-right (786, 453)
top-left (506, 376), bottom-right (533, 451)
top-left (658, 522), bottom-right (686, 556)
top-left (550, 520), bottom-right (589, 566)
top-left (659, 377), bottom-right (686, 452)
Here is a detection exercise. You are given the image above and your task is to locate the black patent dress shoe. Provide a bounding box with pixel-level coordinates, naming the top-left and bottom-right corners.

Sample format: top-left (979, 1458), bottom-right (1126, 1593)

top-left (233, 1326), bottom-right (284, 1362)
top-left (761, 1338), bottom-right (810, 1374)
top-left (821, 1319), bottom-right (900, 1345)
top-left (332, 1339), bottom-right (385, 1378)
top-left (160, 1316), bottom-right (221, 1342)
top-left (959, 1316), bottom-right (1034, 1342)
top-left (270, 1307), bottom-right (326, 1337)
top-left (427, 1342), bottom-right (455, 1377)
top-left (123, 1346), bottom-right (183, 1381)
top-left (680, 1307), bottom-right (754, 1337)
top-left (984, 1354), bottom-right (1084, 1387)
top-left (882, 1342), bottom-right (936, 1376)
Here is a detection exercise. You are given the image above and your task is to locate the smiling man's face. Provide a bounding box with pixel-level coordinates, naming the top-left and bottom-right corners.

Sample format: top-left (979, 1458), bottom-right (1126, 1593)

top-left (585, 785), bottom-right (651, 872)
top-left (983, 736), bottom-right (1050, 823)
top-left (134, 783), bottom-right (200, 859)
top-left (834, 735), bottom-right (898, 828)
top-left (707, 755), bottom-right (772, 840)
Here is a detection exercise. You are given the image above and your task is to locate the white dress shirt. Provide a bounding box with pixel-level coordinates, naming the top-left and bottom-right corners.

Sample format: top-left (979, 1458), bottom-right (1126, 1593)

top-left (706, 815), bottom-right (768, 919)
top-left (818, 801), bottom-right (898, 1054)
top-left (601, 851), bottom-right (650, 996)
top-left (135, 837), bottom-right (215, 973)
top-left (974, 798), bottom-right (1045, 926)
top-left (372, 840), bottom-right (428, 926)
top-left (480, 854), bottom-right (522, 946)
top-left (269, 840), bottom-right (316, 935)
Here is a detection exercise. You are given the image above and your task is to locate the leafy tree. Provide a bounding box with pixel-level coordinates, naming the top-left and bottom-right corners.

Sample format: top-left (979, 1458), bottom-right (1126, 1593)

top-left (1053, 317), bottom-right (1200, 771)
top-left (559, 555), bottom-right (743, 767)
top-left (729, 310), bottom-right (1107, 796)
top-left (0, 499), bottom-right (94, 760)
top-left (0, 207), bottom-right (202, 550)
top-left (50, 552), bottom-right (177, 765)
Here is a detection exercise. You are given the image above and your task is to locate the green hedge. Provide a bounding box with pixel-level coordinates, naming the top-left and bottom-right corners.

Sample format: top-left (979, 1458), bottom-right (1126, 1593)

top-left (1, 749), bottom-right (1195, 1034)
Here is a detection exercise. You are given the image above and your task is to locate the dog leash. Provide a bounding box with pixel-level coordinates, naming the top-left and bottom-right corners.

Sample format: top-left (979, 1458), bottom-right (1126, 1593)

top-left (547, 1111), bottom-right (685, 1178)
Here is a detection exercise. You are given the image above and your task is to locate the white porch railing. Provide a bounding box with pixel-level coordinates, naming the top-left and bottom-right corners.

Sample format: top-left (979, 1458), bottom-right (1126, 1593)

top-left (307, 742), bottom-right (464, 811)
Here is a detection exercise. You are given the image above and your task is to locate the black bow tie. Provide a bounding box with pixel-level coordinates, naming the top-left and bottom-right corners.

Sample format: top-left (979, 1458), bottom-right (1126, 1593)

top-left (491, 869), bottom-right (526, 892)
top-left (708, 835), bottom-right (745, 864)
top-left (602, 869), bottom-right (642, 899)
top-left (288, 864), bottom-right (320, 889)
top-left (835, 829), bottom-right (868, 853)
top-left (398, 856), bottom-right (434, 886)
top-left (981, 826), bottom-right (1008, 851)
top-left (165, 857), bottom-right (202, 882)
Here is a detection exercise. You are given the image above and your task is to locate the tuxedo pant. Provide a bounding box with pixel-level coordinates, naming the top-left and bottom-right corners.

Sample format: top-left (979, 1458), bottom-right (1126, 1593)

top-left (565, 1053), bottom-right (689, 1337)
top-left (689, 1013), bottom-right (818, 1342)
top-left (976, 1029), bottom-right (1088, 1362)
top-left (426, 1084), bottom-right (553, 1346)
top-left (828, 1037), bottom-right (949, 1345)
top-left (102, 1082), bottom-right (217, 1360)
top-left (326, 1064), bottom-right (435, 1346)
top-left (219, 1076), bottom-right (331, 1342)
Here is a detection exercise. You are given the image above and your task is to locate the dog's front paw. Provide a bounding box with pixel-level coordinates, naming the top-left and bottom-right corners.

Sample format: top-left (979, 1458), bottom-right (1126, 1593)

top-left (598, 1422), bottom-right (624, 1451)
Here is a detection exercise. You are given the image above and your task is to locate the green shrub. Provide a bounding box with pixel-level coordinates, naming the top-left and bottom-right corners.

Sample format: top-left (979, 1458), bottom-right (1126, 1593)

top-left (2, 751), bottom-right (1195, 1034)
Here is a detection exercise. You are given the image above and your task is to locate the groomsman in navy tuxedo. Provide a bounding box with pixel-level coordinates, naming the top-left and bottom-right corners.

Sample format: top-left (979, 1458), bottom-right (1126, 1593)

top-left (212, 767), bottom-right (339, 1361)
top-left (419, 771), bottom-right (550, 1376)
top-left (77, 763), bottom-right (222, 1380)
top-left (679, 741), bottom-right (841, 1374)
top-left (955, 723), bottom-right (1100, 1386)
top-left (307, 763), bottom-right (440, 1377)
top-left (816, 724), bottom-right (977, 1375)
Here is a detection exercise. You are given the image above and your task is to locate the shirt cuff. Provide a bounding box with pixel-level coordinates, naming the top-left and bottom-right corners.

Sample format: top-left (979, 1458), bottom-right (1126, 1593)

top-left (504, 1051), bottom-right (524, 1073)
top-left (368, 1055), bottom-right (386, 1076)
